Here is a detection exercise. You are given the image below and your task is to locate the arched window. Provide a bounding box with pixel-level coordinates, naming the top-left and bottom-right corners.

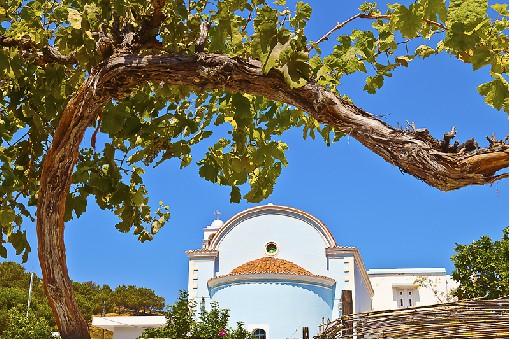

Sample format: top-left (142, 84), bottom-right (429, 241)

top-left (252, 328), bottom-right (266, 339)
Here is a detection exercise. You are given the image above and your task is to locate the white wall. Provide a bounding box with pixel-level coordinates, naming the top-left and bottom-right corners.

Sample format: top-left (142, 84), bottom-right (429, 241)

top-left (368, 270), bottom-right (458, 310)
top-left (112, 327), bottom-right (146, 339)
top-left (92, 316), bottom-right (166, 339)
top-left (211, 281), bottom-right (333, 339)
top-left (354, 263), bottom-right (372, 313)
top-left (217, 214), bottom-right (330, 276)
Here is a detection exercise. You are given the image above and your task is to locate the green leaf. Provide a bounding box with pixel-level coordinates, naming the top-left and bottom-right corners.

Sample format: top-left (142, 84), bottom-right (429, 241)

top-left (477, 73), bottom-right (509, 113)
top-left (445, 0), bottom-right (488, 51)
top-left (364, 74), bottom-right (384, 94)
top-left (230, 186), bottom-right (241, 203)
top-left (282, 59), bottom-right (310, 88)
top-left (110, 184), bottom-right (130, 205)
top-left (390, 4), bottom-right (422, 38)
top-left (132, 188), bottom-right (146, 206)
top-left (89, 176), bottom-right (113, 193)
top-left (421, 0), bottom-right (448, 22)
top-left (263, 41), bottom-right (290, 74)
top-left (198, 162), bottom-right (218, 182)
top-left (73, 194), bottom-right (88, 218)
top-left (490, 3), bottom-right (509, 16)
top-left (67, 8), bottom-right (82, 29)
top-left (469, 45), bottom-right (491, 70)
top-left (0, 209), bottom-right (15, 225)
top-left (83, 3), bottom-right (101, 29)
top-left (395, 56), bottom-right (412, 67)
top-left (447, 0), bottom-right (488, 26)
top-left (0, 243), bottom-right (6, 258)
top-left (415, 45), bottom-right (436, 58)
top-left (101, 104), bottom-right (130, 135)
top-left (359, 2), bottom-right (377, 13)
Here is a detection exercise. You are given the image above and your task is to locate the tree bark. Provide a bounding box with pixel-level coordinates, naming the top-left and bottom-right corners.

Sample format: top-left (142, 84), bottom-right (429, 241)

top-left (36, 74), bottom-right (108, 338)
top-left (37, 51), bottom-right (508, 337)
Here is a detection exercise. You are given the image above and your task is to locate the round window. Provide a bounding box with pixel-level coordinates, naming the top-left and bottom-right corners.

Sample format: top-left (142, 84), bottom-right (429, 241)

top-left (265, 241), bottom-right (278, 256)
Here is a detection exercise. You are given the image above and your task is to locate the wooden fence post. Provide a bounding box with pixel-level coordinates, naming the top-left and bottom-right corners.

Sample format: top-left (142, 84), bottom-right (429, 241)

top-left (342, 290), bottom-right (353, 338)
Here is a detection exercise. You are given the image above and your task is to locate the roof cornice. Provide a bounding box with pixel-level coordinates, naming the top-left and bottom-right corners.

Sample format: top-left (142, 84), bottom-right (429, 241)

top-left (208, 273), bottom-right (336, 292)
top-left (325, 247), bottom-right (374, 296)
top-left (367, 268), bottom-right (447, 275)
top-left (207, 204), bottom-right (337, 250)
top-left (185, 249), bottom-right (219, 259)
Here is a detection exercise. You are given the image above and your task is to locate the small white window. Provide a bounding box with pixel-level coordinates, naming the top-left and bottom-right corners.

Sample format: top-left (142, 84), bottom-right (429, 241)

top-left (396, 289), bottom-right (416, 308)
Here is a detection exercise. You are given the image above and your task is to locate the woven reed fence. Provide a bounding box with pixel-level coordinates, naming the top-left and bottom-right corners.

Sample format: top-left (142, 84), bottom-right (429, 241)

top-left (316, 297), bottom-right (509, 339)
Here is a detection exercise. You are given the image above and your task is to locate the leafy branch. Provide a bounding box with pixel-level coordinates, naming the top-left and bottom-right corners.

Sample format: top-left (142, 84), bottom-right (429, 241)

top-left (309, 12), bottom-right (448, 52)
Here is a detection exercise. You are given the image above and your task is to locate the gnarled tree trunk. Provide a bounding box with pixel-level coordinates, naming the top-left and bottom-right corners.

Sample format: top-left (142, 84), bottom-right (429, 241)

top-left (36, 74), bottom-right (109, 338)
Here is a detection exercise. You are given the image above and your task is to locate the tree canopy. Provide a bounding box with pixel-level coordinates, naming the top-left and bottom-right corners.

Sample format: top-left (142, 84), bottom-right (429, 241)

top-left (451, 227), bottom-right (509, 300)
top-left (0, 0), bottom-right (508, 337)
top-left (0, 261), bottom-right (165, 338)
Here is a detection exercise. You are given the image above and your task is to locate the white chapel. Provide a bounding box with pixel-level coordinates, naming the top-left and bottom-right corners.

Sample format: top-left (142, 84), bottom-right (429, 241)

top-left (93, 204), bottom-right (457, 339)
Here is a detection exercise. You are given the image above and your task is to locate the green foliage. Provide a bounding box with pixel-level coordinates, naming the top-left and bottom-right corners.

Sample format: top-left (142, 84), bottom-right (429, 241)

top-left (0, 261), bottom-right (165, 336)
top-left (0, 262), bottom-right (56, 337)
top-left (2, 307), bottom-right (55, 339)
top-left (451, 227), bottom-right (509, 299)
top-left (141, 290), bottom-right (194, 339)
top-left (72, 281), bottom-right (113, 321)
top-left (112, 284), bottom-right (165, 315)
top-left (140, 290), bottom-right (253, 339)
top-left (0, 0), bottom-right (508, 262)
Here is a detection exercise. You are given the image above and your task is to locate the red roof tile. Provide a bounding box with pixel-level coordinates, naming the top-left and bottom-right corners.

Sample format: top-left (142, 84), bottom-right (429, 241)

top-left (229, 257), bottom-right (314, 276)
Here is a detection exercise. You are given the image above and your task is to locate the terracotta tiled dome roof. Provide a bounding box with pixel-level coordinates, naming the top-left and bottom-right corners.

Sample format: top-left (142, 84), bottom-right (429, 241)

top-left (229, 257), bottom-right (314, 276)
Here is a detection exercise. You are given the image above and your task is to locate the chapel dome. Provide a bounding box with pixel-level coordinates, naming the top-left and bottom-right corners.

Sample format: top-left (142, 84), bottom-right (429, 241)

top-left (229, 257), bottom-right (314, 276)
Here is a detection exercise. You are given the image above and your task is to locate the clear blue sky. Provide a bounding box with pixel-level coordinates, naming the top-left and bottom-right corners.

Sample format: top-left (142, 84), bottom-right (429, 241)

top-left (3, 0), bottom-right (508, 306)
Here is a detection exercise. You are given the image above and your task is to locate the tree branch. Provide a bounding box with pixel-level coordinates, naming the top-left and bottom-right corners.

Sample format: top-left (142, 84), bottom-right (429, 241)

top-left (151, 0), bottom-right (166, 28)
top-left (309, 13), bottom-right (447, 51)
top-left (101, 54), bottom-right (507, 190)
top-left (0, 35), bottom-right (76, 65)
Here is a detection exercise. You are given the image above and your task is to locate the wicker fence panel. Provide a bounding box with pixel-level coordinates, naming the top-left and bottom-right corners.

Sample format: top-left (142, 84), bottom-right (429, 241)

top-left (316, 298), bottom-right (509, 339)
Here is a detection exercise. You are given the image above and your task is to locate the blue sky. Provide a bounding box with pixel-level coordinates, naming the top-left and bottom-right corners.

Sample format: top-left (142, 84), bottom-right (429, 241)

top-left (3, 0), bottom-right (509, 306)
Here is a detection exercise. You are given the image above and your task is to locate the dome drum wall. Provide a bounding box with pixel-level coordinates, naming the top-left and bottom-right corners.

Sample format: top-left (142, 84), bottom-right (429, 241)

top-left (209, 280), bottom-right (334, 339)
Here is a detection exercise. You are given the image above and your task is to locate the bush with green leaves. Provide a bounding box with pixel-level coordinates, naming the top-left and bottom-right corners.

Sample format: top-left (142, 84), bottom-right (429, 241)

top-left (2, 307), bottom-right (55, 339)
top-left (451, 227), bottom-right (509, 299)
top-left (141, 290), bottom-right (253, 339)
top-left (0, 262), bottom-right (56, 337)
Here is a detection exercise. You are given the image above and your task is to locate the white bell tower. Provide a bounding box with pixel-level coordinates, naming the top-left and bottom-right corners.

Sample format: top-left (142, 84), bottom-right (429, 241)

top-left (202, 210), bottom-right (224, 248)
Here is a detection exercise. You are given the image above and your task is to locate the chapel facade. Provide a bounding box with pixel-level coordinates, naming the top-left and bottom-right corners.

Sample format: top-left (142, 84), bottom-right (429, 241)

top-left (185, 204), bottom-right (373, 339)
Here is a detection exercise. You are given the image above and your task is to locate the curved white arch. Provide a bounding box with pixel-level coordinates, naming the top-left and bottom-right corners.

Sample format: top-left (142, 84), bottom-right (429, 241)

top-left (207, 204), bottom-right (337, 250)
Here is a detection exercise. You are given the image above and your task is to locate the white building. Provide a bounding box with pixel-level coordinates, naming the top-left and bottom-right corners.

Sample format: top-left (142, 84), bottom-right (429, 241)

top-left (92, 316), bottom-right (166, 339)
top-left (368, 268), bottom-right (458, 310)
top-left (93, 204), bottom-right (457, 339)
